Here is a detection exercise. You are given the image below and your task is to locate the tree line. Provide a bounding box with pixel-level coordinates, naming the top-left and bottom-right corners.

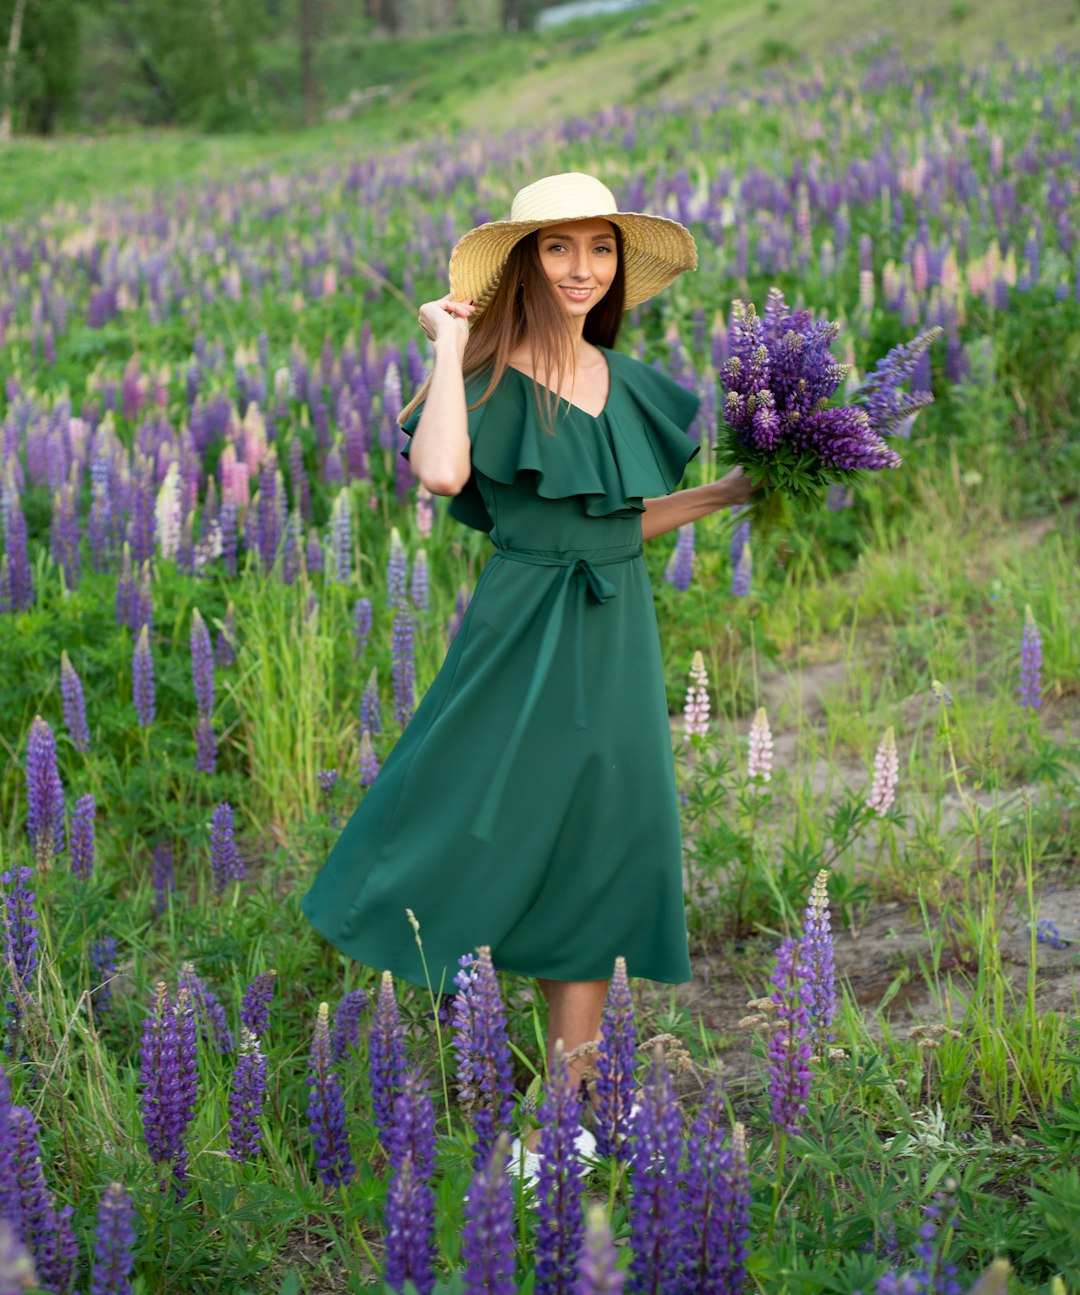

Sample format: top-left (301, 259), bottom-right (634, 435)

top-left (0, 0), bottom-right (549, 137)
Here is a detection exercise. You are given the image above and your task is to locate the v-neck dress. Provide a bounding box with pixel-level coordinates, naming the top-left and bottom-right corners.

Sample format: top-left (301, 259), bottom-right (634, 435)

top-left (300, 346), bottom-right (700, 991)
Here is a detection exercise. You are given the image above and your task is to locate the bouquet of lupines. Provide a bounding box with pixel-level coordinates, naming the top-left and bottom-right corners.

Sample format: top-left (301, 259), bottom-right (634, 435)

top-left (720, 287), bottom-right (942, 504)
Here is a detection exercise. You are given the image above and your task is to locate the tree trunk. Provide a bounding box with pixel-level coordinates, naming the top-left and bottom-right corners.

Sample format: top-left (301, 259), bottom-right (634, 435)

top-left (0, 0), bottom-right (28, 142)
top-left (299, 0), bottom-right (318, 126)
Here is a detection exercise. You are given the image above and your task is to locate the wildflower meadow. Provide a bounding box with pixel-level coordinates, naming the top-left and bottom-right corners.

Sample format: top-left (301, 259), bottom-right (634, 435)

top-left (1, 29), bottom-right (1078, 1295)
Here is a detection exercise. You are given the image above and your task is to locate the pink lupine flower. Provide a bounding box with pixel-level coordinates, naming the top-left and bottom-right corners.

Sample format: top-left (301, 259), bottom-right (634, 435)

top-left (866, 726), bottom-right (898, 815)
top-left (748, 707), bottom-right (773, 782)
top-left (683, 651), bottom-right (710, 738)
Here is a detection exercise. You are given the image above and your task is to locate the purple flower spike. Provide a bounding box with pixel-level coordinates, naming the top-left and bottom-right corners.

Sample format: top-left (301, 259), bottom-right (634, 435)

top-left (801, 870), bottom-right (836, 1048)
top-left (387, 1069), bottom-right (436, 1180)
top-left (536, 1045), bottom-right (587, 1295)
top-left (664, 522), bottom-right (695, 592)
top-left (410, 549), bottom-right (429, 611)
top-left (70, 793), bottom-right (96, 881)
top-left (1019, 605), bottom-right (1042, 710)
top-left (358, 728), bottom-right (381, 788)
top-left (767, 938), bottom-right (813, 1136)
top-left (392, 605), bottom-right (415, 728)
top-left (731, 542), bottom-right (752, 598)
top-left (228, 1027), bottom-right (268, 1164)
top-left (239, 971), bottom-right (277, 1036)
top-left (354, 596), bottom-right (373, 658)
top-left (190, 608), bottom-right (215, 717)
top-left (678, 1080), bottom-right (750, 1293)
top-left (855, 328), bottom-right (941, 438)
top-left (1, 489), bottom-right (33, 612)
top-left (386, 526), bottom-right (408, 609)
top-left (331, 988), bottom-right (370, 1062)
top-left (383, 1151), bottom-right (436, 1295)
top-left (132, 625), bottom-right (156, 728)
top-left (2, 866), bottom-right (39, 1025)
top-left (90, 936), bottom-right (119, 1016)
top-left (462, 1133), bottom-right (515, 1295)
top-left (151, 842), bottom-right (174, 914)
top-left (9, 1105), bottom-right (77, 1292)
top-left (370, 972), bottom-right (407, 1149)
top-left (574, 1204), bottom-right (624, 1294)
top-left (60, 652), bottom-right (90, 752)
top-left (0, 1217), bottom-right (37, 1291)
top-left (139, 981), bottom-right (198, 1198)
top-left (307, 1002), bottom-right (354, 1187)
top-left (360, 667), bottom-right (382, 735)
top-left (89, 1181), bottom-right (136, 1295)
top-left (209, 802), bottom-right (245, 895)
top-left (0, 1066), bottom-right (23, 1236)
top-left (195, 714), bottom-right (217, 774)
top-left (627, 1045), bottom-right (683, 1295)
top-left (451, 947), bottom-right (515, 1169)
top-left (179, 962), bottom-right (235, 1053)
top-left (595, 956), bottom-right (637, 1161)
top-left (25, 716), bottom-right (65, 871)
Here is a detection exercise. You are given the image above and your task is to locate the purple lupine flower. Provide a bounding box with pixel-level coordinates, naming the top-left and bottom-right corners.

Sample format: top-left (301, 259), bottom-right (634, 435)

top-left (383, 1151), bottom-right (436, 1295)
top-left (678, 1080), bottom-right (750, 1295)
top-left (1019, 605), bottom-right (1042, 710)
top-left (392, 605), bottom-right (415, 728)
top-left (854, 328), bottom-right (941, 437)
top-left (190, 608), bottom-right (214, 717)
top-left (358, 729), bottom-right (381, 787)
top-left (877, 1190), bottom-right (964, 1295)
top-left (25, 716), bottom-right (65, 871)
top-left (330, 490), bottom-right (353, 583)
top-left (664, 523), bottom-right (695, 592)
top-left (151, 841), bottom-right (174, 914)
top-left (0, 1217), bottom-right (37, 1291)
top-left (209, 802), bottom-right (245, 895)
top-left (2, 866), bottom-right (39, 1022)
top-left (354, 597), bottom-right (373, 658)
top-left (462, 1133), bottom-right (515, 1295)
top-left (305, 529), bottom-right (324, 575)
top-left (227, 1027), bottom-right (268, 1164)
top-left (307, 1002), bottom-right (354, 1187)
top-left (90, 936), bottom-right (119, 1016)
top-left (387, 1069), bottom-right (436, 1180)
top-left (767, 938), bottom-right (813, 1136)
top-left (0, 1066), bottom-right (22, 1239)
top-left (360, 668), bottom-right (382, 735)
top-left (214, 602), bottom-right (236, 668)
top-left (801, 870), bottom-right (836, 1048)
top-left (318, 768), bottom-right (338, 803)
top-left (386, 527), bottom-right (408, 609)
top-left (59, 652), bottom-right (90, 752)
top-left (9, 1105), bottom-right (78, 1292)
top-left (239, 971), bottom-right (276, 1036)
top-left (135, 560), bottom-right (153, 633)
top-left (748, 707), bottom-right (773, 782)
top-left (683, 651), bottom-right (710, 740)
top-left (179, 962), bottom-right (235, 1053)
top-left (195, 714), bottom-right (217, 774)
top-left (930, 680), bottom-right (953, 708)
top-left (574, 1204), bottom-right (623, 1294)
top-left (627, 1046), bottom-right (683, 1295)
top-left (731, 541), bottom-right (752, 597)
top-left (410, 549), bottom-right (429, 611)
top-left (70, 793), bottom-right (96, 881)
top-left (535, 1046), bottom-right (586, 1295)
top-left (729, 509), bottom-right (750, 571)
top-left (89, 1181), bottom-right (136, 1295)
top-left (331, 988), bottom-right (370, 1062)
top-left (595, 955), bottom-right (637, 1162)
top-left (139, 981), bottom-right (198, 1197)
top-left (447, 582), bottom-right (472, 643)
top-left (369, 971), bottom-right (407, 1149)
top-left (450, 947), bottom-right (515, 1169)
top-left (132, 624), bottom-right (156, 728)
top-left (1, 489), bottom-right (33, 611)
top-left (867, 727), bottom-right (898, 815)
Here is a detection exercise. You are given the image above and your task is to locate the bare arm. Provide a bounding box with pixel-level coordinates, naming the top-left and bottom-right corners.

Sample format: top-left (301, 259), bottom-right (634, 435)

top-left (641, 468), bottom-right (755, 541)
top-left (407, 295), bottom-right (475, 496)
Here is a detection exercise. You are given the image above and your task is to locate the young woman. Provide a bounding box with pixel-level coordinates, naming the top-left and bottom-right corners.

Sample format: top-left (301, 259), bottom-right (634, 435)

top-left (301, 172), bottom-right (754, 1163)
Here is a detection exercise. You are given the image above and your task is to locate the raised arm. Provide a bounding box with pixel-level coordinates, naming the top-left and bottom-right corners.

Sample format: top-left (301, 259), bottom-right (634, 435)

top-left (407, 295), bottom-right (475, 496)
top-left (641, 468), bottom-right (755, 541)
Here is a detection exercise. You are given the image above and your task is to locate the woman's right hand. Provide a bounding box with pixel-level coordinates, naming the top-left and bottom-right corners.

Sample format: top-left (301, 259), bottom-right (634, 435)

top-left (418, 294), bottom-right (474, 353)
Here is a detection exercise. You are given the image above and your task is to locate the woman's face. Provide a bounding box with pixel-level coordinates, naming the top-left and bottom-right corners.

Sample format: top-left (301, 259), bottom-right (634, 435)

top-left (535, 218), bottom-right (618, 318)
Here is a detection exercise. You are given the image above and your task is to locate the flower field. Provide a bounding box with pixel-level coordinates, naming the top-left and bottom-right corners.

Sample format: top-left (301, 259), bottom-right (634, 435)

top-left (1, 37), bottom-right (1079, 1295)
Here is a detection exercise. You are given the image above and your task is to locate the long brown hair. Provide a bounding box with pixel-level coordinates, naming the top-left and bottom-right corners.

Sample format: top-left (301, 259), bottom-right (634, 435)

top-left (399, 223), bottom-right (626, 434)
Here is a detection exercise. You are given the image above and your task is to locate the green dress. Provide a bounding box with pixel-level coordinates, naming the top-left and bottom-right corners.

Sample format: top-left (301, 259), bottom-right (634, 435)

top-left (301, 346), bottom-right (700, 992)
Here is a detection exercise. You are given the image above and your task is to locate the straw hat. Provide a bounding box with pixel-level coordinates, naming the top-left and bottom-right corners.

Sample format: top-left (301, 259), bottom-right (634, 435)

top-left (448, 172), bottom-right (698, 316)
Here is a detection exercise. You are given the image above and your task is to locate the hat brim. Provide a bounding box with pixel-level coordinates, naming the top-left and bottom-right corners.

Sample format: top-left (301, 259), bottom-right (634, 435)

top-left (448, 211), bottom-right (698, 316)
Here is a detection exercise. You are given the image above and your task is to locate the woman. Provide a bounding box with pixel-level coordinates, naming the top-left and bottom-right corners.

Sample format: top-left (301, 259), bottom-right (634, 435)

top-left (301, 172), bottom-right (753, 1160)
